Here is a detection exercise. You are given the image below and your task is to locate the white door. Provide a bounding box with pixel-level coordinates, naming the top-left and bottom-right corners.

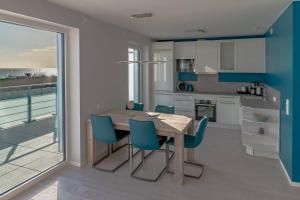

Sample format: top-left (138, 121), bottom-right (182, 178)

top-left (153, 50), bottom-right (174, 92)
top-left (195, 41), bottom-right (219, 73)
top-left (236, 39), bottom-right (266, 72)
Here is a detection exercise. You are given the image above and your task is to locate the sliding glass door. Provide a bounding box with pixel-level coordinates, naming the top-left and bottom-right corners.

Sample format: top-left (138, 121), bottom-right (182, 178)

top-left (0, 21), bottom-right (65, 196)
top-left (128, 48), bottom-right (141, 102)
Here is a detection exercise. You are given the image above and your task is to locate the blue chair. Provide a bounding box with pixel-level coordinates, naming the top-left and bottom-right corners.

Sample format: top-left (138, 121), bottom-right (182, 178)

top-left (126, 102), bottom-right (144, 111)
top-left (155, 105), bottom-right (175, 114)
top-left (90, 115), bottom-right (131, 172)
top-left (129, 119), bottom-right (173, 182)
top-left (166, 116), bottom-right (208, 179)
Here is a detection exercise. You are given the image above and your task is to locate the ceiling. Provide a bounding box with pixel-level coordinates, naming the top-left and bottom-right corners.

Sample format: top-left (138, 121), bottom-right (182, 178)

top-left (48, 0), bottom-right (291, 39)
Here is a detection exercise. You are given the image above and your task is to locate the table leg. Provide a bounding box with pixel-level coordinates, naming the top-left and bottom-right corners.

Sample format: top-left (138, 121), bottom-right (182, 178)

top-left (187, 120), bottom-right (194, 161)
top-left (175, 133), bottom-right (184, 185)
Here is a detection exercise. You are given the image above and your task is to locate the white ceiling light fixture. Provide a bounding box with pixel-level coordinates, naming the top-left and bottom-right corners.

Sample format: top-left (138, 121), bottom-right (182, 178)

top-left (185, 29), bottom-right (206, 34)
top-left (117, 60), bottom-right (167, 65)
top-left (130, 13), bottom-right (153, 19)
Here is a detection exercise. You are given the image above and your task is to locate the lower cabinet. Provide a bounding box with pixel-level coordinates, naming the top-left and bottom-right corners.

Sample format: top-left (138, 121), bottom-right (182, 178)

top-left (153, 91), bottom-right (173, 107)
top-left (217, 96), bottom-right (239, 125)
top-left (173, 94), bottom-right (195, 118)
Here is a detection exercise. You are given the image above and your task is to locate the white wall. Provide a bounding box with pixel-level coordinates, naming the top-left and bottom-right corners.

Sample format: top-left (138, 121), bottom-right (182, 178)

top-left (0, 0), bottom-right (151, 165)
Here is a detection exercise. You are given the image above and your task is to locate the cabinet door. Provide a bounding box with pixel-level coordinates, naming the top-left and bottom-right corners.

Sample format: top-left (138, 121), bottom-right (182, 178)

top-left (153, 50), bottom-right (174, 91)
top-left (217, 96), bottom-right (238, 125)
top-left (220, 41), bottom-right (235, 72)
top-left (174, 42), bottom-right (196, 59)
top-left (195, 41), bottom-right (219, 73)
top-left (236, 39), bottom-right (266, 72)
top-left (153, 93), bottom-right (173, 107)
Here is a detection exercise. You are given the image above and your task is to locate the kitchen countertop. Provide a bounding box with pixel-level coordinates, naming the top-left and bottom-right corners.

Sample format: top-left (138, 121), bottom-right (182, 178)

top-left (240, 97), bottom-right (278, 110)
top-left (174, 91), bottom-right (254, 96)
top-left (174, 91), bottom-right (279, 110)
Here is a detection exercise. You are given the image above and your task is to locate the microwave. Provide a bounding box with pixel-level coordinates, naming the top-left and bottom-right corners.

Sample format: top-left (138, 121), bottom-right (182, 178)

top-left (176, 59), bottom-right (195, 72)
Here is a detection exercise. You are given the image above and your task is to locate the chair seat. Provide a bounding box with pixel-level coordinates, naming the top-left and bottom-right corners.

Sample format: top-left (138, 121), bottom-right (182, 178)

top-left (115, 130), bottom-right (130, 141)
top-left (166, 134), bottom-right (197, 149)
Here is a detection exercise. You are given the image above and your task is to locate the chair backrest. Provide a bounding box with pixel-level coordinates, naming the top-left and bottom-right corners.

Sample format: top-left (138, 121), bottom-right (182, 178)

top-left (193, 116), bottom-right (208, 147)
top-left (155, 105), bottom-right (175, 114)
top-left (90, 115), bottom-right (116, 144)
top-left (126, 102), bottom-right (144, 111)
top-left (129, 119), bottom-right (159, 150)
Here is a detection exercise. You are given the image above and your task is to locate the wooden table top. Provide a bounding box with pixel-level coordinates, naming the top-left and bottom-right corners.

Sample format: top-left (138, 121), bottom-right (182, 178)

top-left (94, 109), bottom-right (193, 137)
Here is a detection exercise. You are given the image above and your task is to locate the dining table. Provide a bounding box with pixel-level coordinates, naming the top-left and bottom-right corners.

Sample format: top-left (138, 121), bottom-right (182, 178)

top-left (86, 109), bottom-right (194, 185)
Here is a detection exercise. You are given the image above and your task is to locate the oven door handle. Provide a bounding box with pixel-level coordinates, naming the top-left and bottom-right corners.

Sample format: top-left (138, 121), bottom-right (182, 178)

top-left (195, 104), bottom-right (216, 107)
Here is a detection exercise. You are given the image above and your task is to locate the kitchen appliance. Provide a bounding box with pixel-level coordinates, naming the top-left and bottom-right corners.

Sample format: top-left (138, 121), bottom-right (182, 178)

top-left (177, 81), bottom-right (186, 91)
top-left (176, 59), bottom-right (195, 72)
top-left (195, 99), bottom-right (217, 122)
top-left (186, 84), bottom-right (194, 92)
top-left (237, 86), bottom-right (249, 94)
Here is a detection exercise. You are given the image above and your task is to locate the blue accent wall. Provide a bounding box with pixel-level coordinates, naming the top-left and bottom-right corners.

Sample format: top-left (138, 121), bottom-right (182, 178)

top-left (292, 1), bottom-right (300, 182)
top-left (177, 72), bottom-right (198, 81)
top-left (218, 73), bottom-right (266, 83)
top-left (266, 2), bottom-right (300, 182)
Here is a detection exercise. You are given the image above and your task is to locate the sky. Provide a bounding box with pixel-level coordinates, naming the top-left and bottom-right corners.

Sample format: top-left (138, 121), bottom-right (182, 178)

top-left (0, 21), bottom-right (58, 69)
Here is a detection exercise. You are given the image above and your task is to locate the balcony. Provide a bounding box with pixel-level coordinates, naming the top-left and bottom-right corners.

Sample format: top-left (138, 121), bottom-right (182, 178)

top-left (0, 83), bottom-right (64, 195)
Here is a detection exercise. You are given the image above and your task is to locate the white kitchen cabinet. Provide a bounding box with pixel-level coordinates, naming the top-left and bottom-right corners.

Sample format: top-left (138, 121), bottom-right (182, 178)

top-left (153, 46), bottom-right (174, 92)
top-left (217, 96), bottom-right (239, 125)
top-left (195, 41), bottom-right (219, 73)
top-left (173, 94), bottom-right (195, 118)
top-left (236, 38), bottom-right (266, 72)
top-left (174, 42), bottom-right (196, 59)
top-left (219, 41), bottom-right (236, 72)
top-left (241, 106), bottom-right (279, 158)
top-left (153, 92), bottom-right (173, 107)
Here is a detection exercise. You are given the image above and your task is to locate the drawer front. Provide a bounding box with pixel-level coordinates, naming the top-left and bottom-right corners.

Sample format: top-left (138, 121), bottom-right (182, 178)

top-left (173, 94), bottom-right (194, 101)
top-left (174, 100), bottom-right (194, 111)
top-left (241, 132), bottom-right (278, 149)
top-left (218, 96), bottom-right (238, 104)
top-left (175, 110), bottom-right (194, 118)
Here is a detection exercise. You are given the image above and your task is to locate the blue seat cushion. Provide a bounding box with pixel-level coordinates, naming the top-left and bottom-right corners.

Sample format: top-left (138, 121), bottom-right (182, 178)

top-left (166, 134), bottom-right (197, 149)
top-left (115, 130), bottom-right (130, 141)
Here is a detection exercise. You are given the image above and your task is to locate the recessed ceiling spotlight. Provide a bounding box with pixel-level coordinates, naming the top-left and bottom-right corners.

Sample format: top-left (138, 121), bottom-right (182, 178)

top-left (185, 29), bottom-right (206, 34)
top-left (130, 13), bottom-right (153, 19)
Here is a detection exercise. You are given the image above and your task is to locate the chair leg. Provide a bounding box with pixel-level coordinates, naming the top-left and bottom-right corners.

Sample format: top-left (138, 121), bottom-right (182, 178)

top-left (166, 147), bottom-right (204, 179)
top-left (183, 161), bottom-right (204, 179)
top-left (130, 148), bottom-right (174, 182)
top-left (93, 143), bottom-right (130, 173)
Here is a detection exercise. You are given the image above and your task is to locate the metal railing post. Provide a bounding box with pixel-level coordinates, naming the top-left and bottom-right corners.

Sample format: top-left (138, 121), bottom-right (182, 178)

top-left (27, 86), bottom-right (32, 123)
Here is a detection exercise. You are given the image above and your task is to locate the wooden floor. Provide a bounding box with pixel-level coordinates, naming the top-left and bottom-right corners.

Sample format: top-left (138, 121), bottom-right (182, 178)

top-left (13, 127), bottom-right (300, 200)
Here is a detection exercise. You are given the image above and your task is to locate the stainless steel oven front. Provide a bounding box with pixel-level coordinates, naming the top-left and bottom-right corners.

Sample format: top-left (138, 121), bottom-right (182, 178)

top-left (195, 100), bottom-right (217, 122)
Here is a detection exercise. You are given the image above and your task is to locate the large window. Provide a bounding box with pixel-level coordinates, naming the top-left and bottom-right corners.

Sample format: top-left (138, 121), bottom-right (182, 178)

top-left (128, 48), bottom-right (141, 102)
top-left (0, 21), bottom-right (65, 196)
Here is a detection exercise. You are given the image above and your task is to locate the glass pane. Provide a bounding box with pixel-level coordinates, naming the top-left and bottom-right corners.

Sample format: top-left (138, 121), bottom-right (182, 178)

top-left (0, 21), bottom-right (65, 195)
top-left (128, 48), bottom-right (140, 102)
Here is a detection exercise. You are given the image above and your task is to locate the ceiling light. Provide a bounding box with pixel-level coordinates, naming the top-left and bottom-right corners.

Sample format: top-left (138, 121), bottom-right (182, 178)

top-left (130, 13), bottom-right (153, 19)
top-left (185, 29), bottom-right (206, 34)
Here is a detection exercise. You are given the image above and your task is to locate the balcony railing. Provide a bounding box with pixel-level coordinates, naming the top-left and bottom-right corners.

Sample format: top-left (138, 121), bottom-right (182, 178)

top-left (0, 83), bottom-right (57, 128)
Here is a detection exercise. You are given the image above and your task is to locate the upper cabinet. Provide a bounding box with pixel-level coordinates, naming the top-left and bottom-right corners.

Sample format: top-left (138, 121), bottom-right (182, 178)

top-left (152, 42), bottom-right (175, 92)
top-left (174, 42), bottom-right (196, 59)
top-left (219, 41), bottom-right (236, 72)
top-left (195, 40), bottom-right (219, 73)
top-left (235, 39), bottom-right (266, 73)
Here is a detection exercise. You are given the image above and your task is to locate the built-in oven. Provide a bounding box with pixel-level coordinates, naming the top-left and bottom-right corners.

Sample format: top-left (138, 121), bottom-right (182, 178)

top-left (195, 99), bottom-right (217, 122)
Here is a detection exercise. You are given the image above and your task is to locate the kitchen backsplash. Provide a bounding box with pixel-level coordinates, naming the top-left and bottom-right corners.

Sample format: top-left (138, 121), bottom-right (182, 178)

top-left (183, 74), bottom-right (249, 94)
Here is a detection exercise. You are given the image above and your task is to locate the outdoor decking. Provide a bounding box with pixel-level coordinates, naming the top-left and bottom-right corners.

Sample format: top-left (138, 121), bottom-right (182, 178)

top-left (0, 117), bottom-right (64, 195)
